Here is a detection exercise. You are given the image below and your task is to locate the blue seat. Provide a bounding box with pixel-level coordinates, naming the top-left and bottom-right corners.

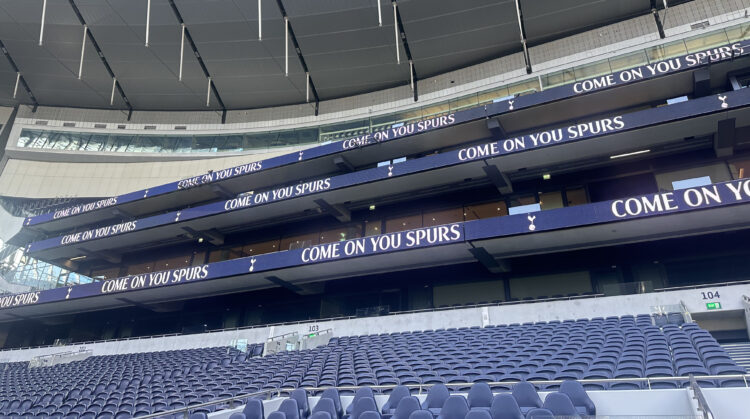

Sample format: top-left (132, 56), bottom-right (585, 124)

top-left (421, 384), bottom-right (449, 416)
top-left (489, 394), bottom-right (523, 419)
top-left (269, 411), bottom-right (289, 419)
top-left (381, 386), bottom-right (410, 416)
top-left (346, 387), bottom-right (375, 417)
top-left (315, 397), bottom-right (340, 419)
top-left (292, 389), bottom-right (311, 419)
top-left (408, 411), bottom-right (434, 419)
top-left (230, 398), bottom-right (265, 419)
top-left (350, 397), bottom-right (379, 419)
top-left (391, 396), bottom-right (421, 419)
top-left (510, 382), bottom-right (542, 415)
top-left (279, 398), bottom-right (301, 419)
top-left (435, 395), bottom-right (468, 419)
top-left (465, 409), bottom-right (492, 419)
top-left (310, 412), bottom-right (333, 419)
top-left (467, 383), bottom-right (492, 410)
top-left (524, 408), bottom-right (554, 418)
top-left (541, 393), bottom-right (579, 418)
top-left (559, 381), bottom-right (595, 416)
top-left (190, 413), bottom-right (208, 419)
top-left (360, 412), bottom-right (382, 419)
top-left (321, 388), bottom-right (344, 419)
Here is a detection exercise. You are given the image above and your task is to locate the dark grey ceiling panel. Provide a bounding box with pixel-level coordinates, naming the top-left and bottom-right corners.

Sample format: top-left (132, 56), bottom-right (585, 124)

top-left (523, 0), bottom-right (652, 43)
top-left (0, 0), bottom-right (678, 110)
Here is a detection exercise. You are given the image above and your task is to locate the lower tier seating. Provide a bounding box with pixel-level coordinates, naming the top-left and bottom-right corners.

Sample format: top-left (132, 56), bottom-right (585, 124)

top-left (0, 315), bottom-right (745, 417)
top-left (235, 381), bottom-right (596, 419)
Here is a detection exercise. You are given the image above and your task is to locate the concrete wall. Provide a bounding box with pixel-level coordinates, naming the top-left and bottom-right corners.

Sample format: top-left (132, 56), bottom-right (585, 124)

top-left (0, 282), bottom-right (748, 363)
top-left (0, 146), bottom-right (303, 198)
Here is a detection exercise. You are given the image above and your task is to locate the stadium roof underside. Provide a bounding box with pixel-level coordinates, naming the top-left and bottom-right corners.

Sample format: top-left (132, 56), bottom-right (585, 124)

top-left (0, 0), bottom-right (681, 112)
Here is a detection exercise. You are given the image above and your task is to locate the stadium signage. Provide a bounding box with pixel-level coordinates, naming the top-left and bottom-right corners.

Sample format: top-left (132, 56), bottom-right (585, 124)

top-left (572, 44), bottom-right (744, 95)
top-left (611, 180), bottom-right (750, 218)
top-left (25, 40), bottom-right (750, 228)
top-left (341, 114), bottom-right (457, 150)
top-left (28, 88), bottom-right (750, 254)
top-left (177, 162), bottom-right (263, 190)
top-left (5, 179), bottom-right (750, 311)
top-left (300, 224), bottom-right (463, 263)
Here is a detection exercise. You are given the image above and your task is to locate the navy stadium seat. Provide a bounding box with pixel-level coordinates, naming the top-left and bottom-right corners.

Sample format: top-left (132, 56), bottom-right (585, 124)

top-left (489, 394), bottom-right (524, 419)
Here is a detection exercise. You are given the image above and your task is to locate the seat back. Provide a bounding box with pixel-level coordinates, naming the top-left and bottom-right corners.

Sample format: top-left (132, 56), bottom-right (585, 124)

top-left (314, 397), bottom-right (339, 419)
top-left (279, 398), bottom-right (301, 419)
top-left (437, 395), bottom-right (469, 419)
top-left (243, 398), bottom-right (265, 419)
top-left (393, 396), bottom-right (421, 419)
top-left (321, 388), bottom-right (343, 418)
top-left (524, 408), bottom-right (555, 418)
top-left (292, 389), bottom-right (310, 418)
top-left (559, 381), bottom-right (595, 416)
top-left (467, 382), bottom-right (492, 409)
top-left (541, 393), bottom-right (579, 417)
top-left (351, 397), bottom-right (378, 419)
top-left (489, 394), bottom-right (523, 419)
top-left (381, 385), bottom-right (410, 413)
top-left (422, 384), bottom-right (449, 409)
top-left (510, 382), bottom-right (542, 410)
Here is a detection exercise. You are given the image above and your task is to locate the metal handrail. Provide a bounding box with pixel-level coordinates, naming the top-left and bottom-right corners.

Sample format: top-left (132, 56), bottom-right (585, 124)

top-left (134, 375), bottom-right (750, 419)
top-left (688, 375), bottom-right (715, 419)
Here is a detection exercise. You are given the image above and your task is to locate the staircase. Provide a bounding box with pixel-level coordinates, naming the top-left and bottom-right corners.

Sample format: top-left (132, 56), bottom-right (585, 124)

top-left (721, 342), bottom-right (750, 372)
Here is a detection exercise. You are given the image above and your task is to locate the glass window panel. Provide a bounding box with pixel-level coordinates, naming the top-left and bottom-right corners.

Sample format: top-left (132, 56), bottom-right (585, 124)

top-left (646, 40), bottom-right (687, 62)
top-left (320, 120), bottom-right (370, 143)
top-left (245, 132), bottom-right (278, 149)
top-left (319, 226), bottom-right (361, 244)
top-left (684, 30), bottom-right (730, 53)
top-left (655, 163), bottom-right (731, 191)
top-left (477, 86), bottom-right (510, 105)
top-left (385, 213), bottom-right (422, 233)
top-left (542, 69), bottom-right (576, 89)
top-left (509, 194), bottom-right (537, 207)
top-left (192, 251), bottom-right (206, 266)
top-left (84, 134), bottom-right (106, 151)
top-left (539, 191), bottom-right (564, 210)
top-left (106, 135), bottom-right (132, 152)
top-left (127, 261), bottom-right (154, 275)
top-left (275, 131), bottom-right (299, 148)
top-left (423, 207), bottom-right (463, 226)
top-left (729, 158), bottom-right (750, 179)
top-left (464, 201), bottom-right (508, 220)
top-left (574, 59), bottom-right (612, 80)
top-left (174, 137), bottom-right (193, 153)
top-left (508, 78), bottom-right (540, 96)
top-left (421, 102), bottom-right (450, 119)
top-left (91, 267), bottom-right (120, 279)
top-left (565, 187), bottom-right (588, 206)
top-left (364, 220), bottom-right (382, 237)
top-left (280, 233), bottom-right (319, 251)
top-left (450, 95), bottom-right (478, 112)
top-left (726, 23), bottom-right (750, 42)
top-left (193, 136), bottom-right (215, 153)
top-left (219, 135), bottom-right (243, 151)
top-left (243, 240), bottom-right (280, 256)
top-left (50, 132), bottom-right (72, 150)
top-left (153, 255), bottom-right (192, 271)
top-left (158, 136), bottom-right (179, 153)
top-left (137, 136), bottom-right (162, 153)
top-left (208, 249), bottom-right (229, 263)
top-left (608, 51), bottom-right (649, 73)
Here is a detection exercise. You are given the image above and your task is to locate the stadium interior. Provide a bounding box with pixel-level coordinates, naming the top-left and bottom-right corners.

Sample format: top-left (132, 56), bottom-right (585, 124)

top-left (0, 0), bottom-right (750, 417)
